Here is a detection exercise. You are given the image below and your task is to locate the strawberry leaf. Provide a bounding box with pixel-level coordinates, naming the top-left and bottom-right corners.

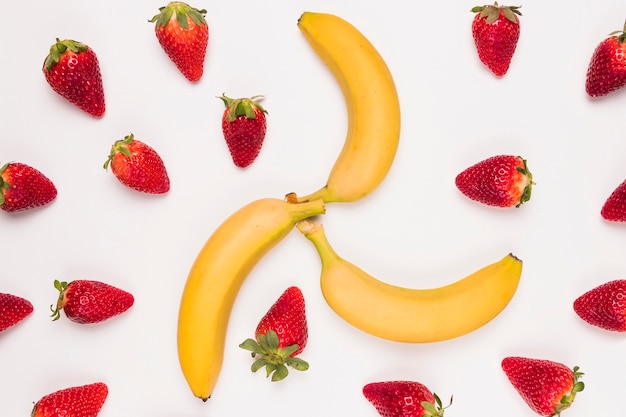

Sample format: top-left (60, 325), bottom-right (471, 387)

top-left (264, 363), bottom-right (277, 378)
top-left (251, 358), bottom-right (269, 373)
top-left (420, 394), bottom-right (452, 417)
top-left (50, 279), bottom-right (69, 321)
top-left (284, 357), bottom-right (309, 371)
top-left (264, 329), bottom-right (280, 350)
top-left (271, 364), bottom-right (289, 382)
top-left (239, 338), bottom-right (263, 355)
top-left (239, 329), bottom-right (309, 382)
top-left (279, 343), bottom-right (300, 357)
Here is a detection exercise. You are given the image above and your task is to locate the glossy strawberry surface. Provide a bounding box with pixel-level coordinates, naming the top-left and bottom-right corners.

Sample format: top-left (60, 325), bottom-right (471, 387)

top-left (601, 179), bottom-right (626, 221)
top-left (455, 155), bottom-right (533, 208)
top-left (0, 162), bottom-right (57, 212)
top-left (255, 286), bottom-right (307, 354)
top-left (104, 133), bottom-right (170, 194)
top-left (574, 279), bottom-right (626, 331)
top-left (51, 279), bottom-right (134, 324)
top-left (31, 382), bottom-right (108, 417)
top-left (0, 292), bottom-right (33, 332)
top-left (363, 380), bottom-right (447, 417)
top-left (220, 95), bottom-right (268, 168)
top-left (239, 286), bottom-right (309, 382)
top-left (150, 2), bottom-right (209, 82)
top-left (471, 3), bottom-right (521, 76)
top-left (586, 26), bottom-right (626, 97)
top-left (43, 39), bottom-right (105, 117)
top-left (502, 356), bottom-right (584, 416)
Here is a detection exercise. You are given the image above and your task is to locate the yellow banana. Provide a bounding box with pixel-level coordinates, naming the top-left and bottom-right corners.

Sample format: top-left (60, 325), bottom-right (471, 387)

top-left (296, 219), bottom-right (522, 343)
top-left (292, 12), bottom-right (401, 203)
top-left (178, 198), bottom-right (325, 401)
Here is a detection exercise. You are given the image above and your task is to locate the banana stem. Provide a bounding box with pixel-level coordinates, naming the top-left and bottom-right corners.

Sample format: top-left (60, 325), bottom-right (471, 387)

top-left (296, 219), bottom-right (338, 268)
top-left (287, 187), bottom-right (329, 204)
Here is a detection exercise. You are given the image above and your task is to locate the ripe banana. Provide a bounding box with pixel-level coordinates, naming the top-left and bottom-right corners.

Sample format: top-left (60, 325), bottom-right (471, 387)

top-left (178, 198), bottom-right (325, 400)
top-left (296, 219), bottom-right (523, 343)
top-left (292, 12), bottom-right (401, 203)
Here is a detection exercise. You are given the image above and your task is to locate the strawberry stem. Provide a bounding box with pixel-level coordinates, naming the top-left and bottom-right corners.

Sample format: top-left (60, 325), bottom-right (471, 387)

top-left (471, 2), bottom-right (522, 24)
top-left (104, 133), bottom-right (135, 170)
top-left (149, 1), bottom-right (207, 30)
top-left (421, 393), bottom-right (453, 417)
top-left (50, 279), bottom-right (69, 321)
top-left (43, 39), bottom-right (89, 71)
top-left (239, 329), bottom-right (309, 382)
top-left (218, 94), bottom-right (268, 122)
top-left (553, 366), bottom-right (584, 416)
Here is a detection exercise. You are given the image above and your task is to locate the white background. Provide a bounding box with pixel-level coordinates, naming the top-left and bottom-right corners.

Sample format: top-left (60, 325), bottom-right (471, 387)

top-left (2, 0), bottom-right (626, 415)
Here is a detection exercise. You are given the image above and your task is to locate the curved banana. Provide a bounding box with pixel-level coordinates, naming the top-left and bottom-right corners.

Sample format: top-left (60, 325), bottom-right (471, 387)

top-left (178, 198), bottom-right (325, 400)
top-left (292, 12), bottom-right (401, 203)
top-left (296, 219), bottom-right (522, 343)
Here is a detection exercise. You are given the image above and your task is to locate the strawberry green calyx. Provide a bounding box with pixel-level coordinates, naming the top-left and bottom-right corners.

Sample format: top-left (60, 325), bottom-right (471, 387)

top-left (43, 39), bottom-right (89, 71)
top-left (149, 1), bottom-right (207, 30)
top-left (239, 330), bottom-right (309, 382)
top-left (554, 366), bottom-right (584, 416)
top-left (421, 393), bottom-right (453, 417)
top-left (608, 20), bottom-right (626, 43)
top-left (515, 157), bottom-right (534, 207)
top-left (50, 279), bottom-right (69, 321)
top-left (0, 162), bottom-right (10, 206)
top-left (103, 133), bottom-right (135, 170)
top-left (218, 94), bottom-right (268, 122)
top-left (471, 2), bottom-right (522, 24)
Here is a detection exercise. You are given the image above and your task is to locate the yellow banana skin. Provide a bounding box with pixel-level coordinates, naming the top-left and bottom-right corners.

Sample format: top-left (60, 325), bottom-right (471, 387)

top-left (294, 12), bottom-right (401, 204)
top-left (178, 198), bottom-right (325, 401)
top-left (296, 219), bottom-right (522, 343)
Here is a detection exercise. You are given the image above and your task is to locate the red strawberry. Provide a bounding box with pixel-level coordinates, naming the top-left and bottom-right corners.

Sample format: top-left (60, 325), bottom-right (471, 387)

top-left (50, 279), bottom-right (134, 324)
top-left (573, 279), bottom-right (626, 331)
top-left (362, 380), bottom-right (451, 417)
top-left (0, 292), bottom-right (33, 333)
top-left (239, 286), bottom-right (309, 381)
top-left (502, 356), bottom-right (584, 416)
top-left (585, 22), bottom-right (626, 97)
top-left (219, 94), bottom-right (268, 168)
top-left (0, 162), bottom-right (57, 213)
top-left (455, 154), bottom-right (533, 208)
top-left (31, 382), bottom-right (108, 417)
top-left (471, 3), bottom-right (522, 77)
top-left (104, 133), bottom-right (170, 194)
top-left (600, 178), bottom-right (626, 221)
top-left (150, 2), bottom-right (209, 82)
top-left (43, 38), bottom-right (105, 117)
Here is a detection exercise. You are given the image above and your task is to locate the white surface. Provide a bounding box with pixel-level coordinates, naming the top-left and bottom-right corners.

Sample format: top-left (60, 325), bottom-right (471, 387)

top-left (2, 0), bottom-right (626, 415)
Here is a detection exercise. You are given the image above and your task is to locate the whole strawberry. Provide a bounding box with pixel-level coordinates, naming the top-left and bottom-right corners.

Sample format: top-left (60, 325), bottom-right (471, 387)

top-left (31, 382), bottom-right (108, 417)
top-left (502, 356), bottom-right (584, 416)
top-left (0, 292), bottom-right (33, 333)
top-left (150, 2), bottom-right (209, 82)
top-left (585, 22), bottom-right (626, 97)
top-left (0, 162), bottom-right (57, 213)
top-left (239, 286), bottom-right (309, 381)
top-left (455, 154), bottom-right (533, 208)
top-left (574, 279), bottom-right (626, 331)
top-left (471, 3), bottom-right (522, 77)
top-left (362, 380), bottom-right (451, 417)
top-left (104, 133), bottom-right (170, 194)
top-left (43, 38), bottom-right (105, 117)
top-left (601, 178), bottom-right (626, 221)
top-left (50, 279), bottom-right (134, 324)
top-left (219, 94), bottom-right (268, 168)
